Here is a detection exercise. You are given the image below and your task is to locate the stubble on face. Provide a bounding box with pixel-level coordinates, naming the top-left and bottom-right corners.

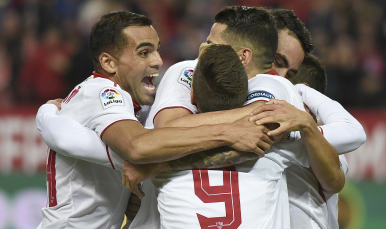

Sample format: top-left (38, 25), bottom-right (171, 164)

top-left (115, 26), bottom-right (162, 105)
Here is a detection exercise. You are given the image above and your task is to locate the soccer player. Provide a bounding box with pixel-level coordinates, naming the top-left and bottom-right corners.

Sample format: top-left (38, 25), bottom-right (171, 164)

top-left (35, 11), bottom-right (271, 229)
top-left (288, 55), bottom-right (350, 229)
top-left (250, 10), bottom-right (366, 229)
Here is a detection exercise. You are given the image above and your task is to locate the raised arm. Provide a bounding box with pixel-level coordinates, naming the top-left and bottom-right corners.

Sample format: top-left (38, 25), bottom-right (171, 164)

top-left (295, 84), bottom-right (366, 154)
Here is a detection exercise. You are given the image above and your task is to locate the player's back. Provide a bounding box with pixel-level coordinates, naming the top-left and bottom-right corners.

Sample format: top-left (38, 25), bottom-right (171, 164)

top-left (147, 63), bottom-right (309, 229)
top-left (39, 75), bottom-right (132, 229)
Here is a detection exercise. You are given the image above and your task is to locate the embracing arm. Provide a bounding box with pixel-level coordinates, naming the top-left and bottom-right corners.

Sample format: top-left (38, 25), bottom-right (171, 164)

top-left (296, 84), bottom-right (366, 154)
top-left (250, 99), bottom-right (345, 193)
top-left (36, 104), bottom-right (121, 168)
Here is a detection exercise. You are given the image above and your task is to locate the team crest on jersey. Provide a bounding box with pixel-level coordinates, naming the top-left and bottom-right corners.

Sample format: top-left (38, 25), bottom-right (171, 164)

top-left (177, 68), bottom-right (194, 90)
top-left (247, 90), bottom-right (275, 102)
top-left (100, 88), bottom-right (125, 109)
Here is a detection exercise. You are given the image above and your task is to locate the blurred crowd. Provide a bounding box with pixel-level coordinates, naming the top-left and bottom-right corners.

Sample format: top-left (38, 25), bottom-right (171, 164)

top-left (0, 0), bottom-right (385, 108)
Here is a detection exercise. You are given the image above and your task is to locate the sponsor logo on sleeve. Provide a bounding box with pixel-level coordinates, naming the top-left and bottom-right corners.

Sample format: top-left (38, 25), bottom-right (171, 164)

top-left (177, 68), bottom-right (194, 90)
top-left (100, 88), bottom-right (125, 109)
top-left (247, 90), bottom-right (275, 102)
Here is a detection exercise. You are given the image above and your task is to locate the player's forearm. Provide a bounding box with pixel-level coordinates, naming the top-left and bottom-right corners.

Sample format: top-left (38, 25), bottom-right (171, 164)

top-left (300, 123), bottom-right (345, 193)
top-left (125, 124), bottom-right (237, 164)
top-left (163, 103), bottom-right (263, 128)
top-left (165, 147), bottom-right (258, 171)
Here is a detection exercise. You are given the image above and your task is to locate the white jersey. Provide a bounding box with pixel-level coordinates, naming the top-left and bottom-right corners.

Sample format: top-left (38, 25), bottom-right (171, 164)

top-left (38, 73), bottom-right (137, 229)
top-left (287, 155), bottom-right (348, 229)
top-left (325, 155), bottom-right (348, 229)
top-left (146, 60), bottom-right (309, 229)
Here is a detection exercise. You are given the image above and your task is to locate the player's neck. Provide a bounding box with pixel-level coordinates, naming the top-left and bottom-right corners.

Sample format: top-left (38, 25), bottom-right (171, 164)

top-left (246, 68), bottom-right (273, 80)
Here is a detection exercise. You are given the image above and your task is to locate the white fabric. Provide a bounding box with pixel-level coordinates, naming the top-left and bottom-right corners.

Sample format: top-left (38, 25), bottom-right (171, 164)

top-left (295, 84), bottom-right (366, 154)
top-left (287, 84), bottom-right (364, 229)
top-left (36, 104), bottom-right (126, 170)
top-left (37, 76), bottom-right (136, 229)
top-left (145, 60), bottom-right (198, 128)
top-left (148, 67), bottom-right (308, 228)
top-left (324, 155), bottom-right (348, 229)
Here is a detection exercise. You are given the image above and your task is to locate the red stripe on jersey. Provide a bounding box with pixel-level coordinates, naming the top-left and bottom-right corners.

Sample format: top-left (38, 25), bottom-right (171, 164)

top-left (93, 71), bottom-right (110, 79)
top-left (100, 119), bottom-right (139, 140)
top-left (319, 126), bottom-right (324, 135)
top-left (106, 145), bottom-right (115, 170)
top-left (318, 182), bottom-right (327, 202)
top-left (63, 86), bottom-right (81, 104)
top-left (153, 106), bottom-right (195, 125)
top-left (47, 149), bottom-right (58, 207)
top-left (265, 70), bottom-right (279, 75)
top-left (114, 82), bottom-right (117, 87)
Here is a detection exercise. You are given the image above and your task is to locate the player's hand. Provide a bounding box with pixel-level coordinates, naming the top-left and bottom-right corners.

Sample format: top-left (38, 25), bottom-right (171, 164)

top-left (46, 98), bottom-right (63, 111)
top-left (228, 116), bottom-right (273, 157)
top-left (249, 99), bottom-right (315, 136)
top-left (122, 161), bottom-right (161, 199)
top-left (125, 193), bottom-right (141, 221)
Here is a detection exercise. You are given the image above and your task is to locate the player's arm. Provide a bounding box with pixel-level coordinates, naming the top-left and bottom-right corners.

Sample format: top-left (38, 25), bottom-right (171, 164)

top-left (36, 103), bottom-right (123, 169)
top-left (295, 84), bottom-right (366, 153)
top-left (103, 114), bottom-right (270, 164)
top-left (155, 101), bottom-right (265, 128)
top-left (250, 99), bottom-right (345, 193)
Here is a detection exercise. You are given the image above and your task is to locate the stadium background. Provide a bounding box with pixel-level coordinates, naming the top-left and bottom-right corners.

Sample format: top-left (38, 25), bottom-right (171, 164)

top-left (0, 0), bottom-right (385, 228)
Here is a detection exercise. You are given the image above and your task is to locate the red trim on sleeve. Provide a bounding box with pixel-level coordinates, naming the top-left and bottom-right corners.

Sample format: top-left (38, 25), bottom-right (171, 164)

top-left (265, 70), bottom-right (279, 75)
top-left (105, 145), bottom-right (116, 170)
top-left (318, 126), bottom-right (324, 135)
top-left (100, 119), bottom-right (139, 140)
top-left (47, 149), bottom-right (58, 207)
top-left (153, 106), bottom-right (195, 125)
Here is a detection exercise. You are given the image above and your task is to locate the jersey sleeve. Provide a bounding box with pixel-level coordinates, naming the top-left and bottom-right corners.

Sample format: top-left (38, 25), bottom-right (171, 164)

top-left (36, 104), bottom-right (125, 170)
top-left (148, 61), bottom-right (198, 126)
top-left (339, 155), bottom-right (349, 175)
top-left (295, 84), bottom-right (366, 154)
top-left (78, 85), bottom-right (139, 138)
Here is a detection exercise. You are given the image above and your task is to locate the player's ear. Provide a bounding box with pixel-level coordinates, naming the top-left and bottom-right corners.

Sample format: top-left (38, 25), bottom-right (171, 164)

top-left (237, 48), bottom-right (252, 67)
top-left (99, 52), bottom-right (117, 74)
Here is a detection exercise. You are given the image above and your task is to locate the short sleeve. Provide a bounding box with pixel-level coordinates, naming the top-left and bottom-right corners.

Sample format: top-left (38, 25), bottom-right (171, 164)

top-left (339, 155), bottom-right (349, 175)
top-left (146, 61), bottom-right (198, 127)
top-left (78, 85), bottom-right (138, 138)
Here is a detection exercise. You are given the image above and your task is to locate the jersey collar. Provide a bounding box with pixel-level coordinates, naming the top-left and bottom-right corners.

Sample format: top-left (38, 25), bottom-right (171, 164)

top-left (93, 71), bottom-right (110, 79)
top-left (265, 70), bottom-right (279, 75)
top-left (133, 102), bottom-right (141, 114)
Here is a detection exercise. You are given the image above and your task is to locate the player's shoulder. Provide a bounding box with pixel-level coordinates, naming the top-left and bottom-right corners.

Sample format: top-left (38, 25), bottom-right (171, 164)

top-left (158, 59), bottom-right (198, 91)
top-left (251, 73), bottom-right (293, 86)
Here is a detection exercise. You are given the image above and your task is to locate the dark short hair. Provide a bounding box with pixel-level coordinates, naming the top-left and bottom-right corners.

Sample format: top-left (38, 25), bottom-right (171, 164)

top-left (214, 6), bottom-right (278, 70)
top-left (270, 9), bottom-right (314, 56)
top-left (90, 11), bottom-right (152, 70)
top-left (290, 54), bottom-right (327, 93)
top-left (193, 44), bottom-right (248, 113)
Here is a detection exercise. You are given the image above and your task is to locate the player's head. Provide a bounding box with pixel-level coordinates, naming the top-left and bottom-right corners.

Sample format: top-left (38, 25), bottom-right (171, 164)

top-left (192, 43), bottom-right (248, 113)
top-left (206, 6), bottom-right (278, 77)
top-left (290, 54), bottom-right (327, 94)
top-left (90, 11), bottom-right (162, 105)
top-left (270, 9), bottom-right (315, 78)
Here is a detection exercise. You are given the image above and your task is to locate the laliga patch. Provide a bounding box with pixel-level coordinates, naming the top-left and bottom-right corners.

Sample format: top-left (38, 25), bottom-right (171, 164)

top-left (247, 90), bottom-right (275, 102)
top-left (177, 68), bottom-right (194, 90)
top-left (100, 88), bottom-right (125, 109)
